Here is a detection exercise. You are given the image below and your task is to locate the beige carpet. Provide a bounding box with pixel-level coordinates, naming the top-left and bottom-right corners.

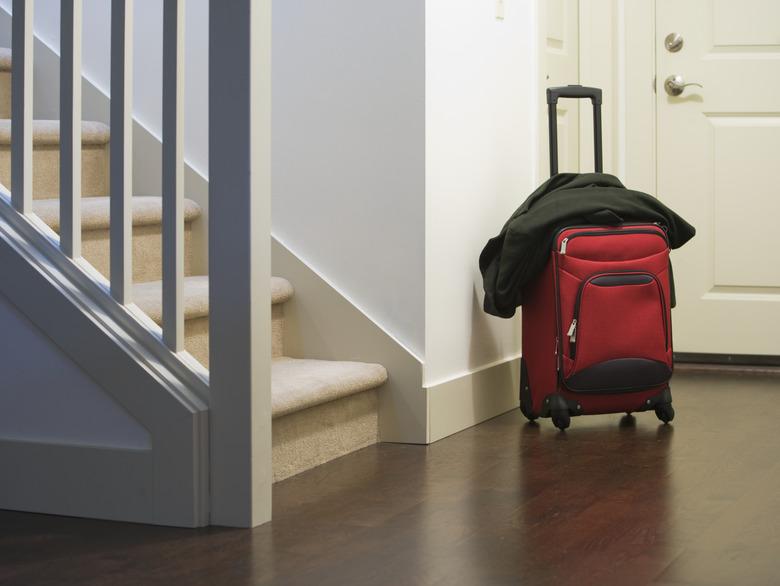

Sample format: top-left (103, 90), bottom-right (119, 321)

top-left (33, 196), bottom-right (202, 231)
top-left (0, 119), bottom-right (110, 146)
top-left (272, 357), bottom-right (387, 418)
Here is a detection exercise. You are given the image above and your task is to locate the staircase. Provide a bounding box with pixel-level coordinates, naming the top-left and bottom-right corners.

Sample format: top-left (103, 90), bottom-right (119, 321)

top-left (0, 48), bottom-right (387, 482)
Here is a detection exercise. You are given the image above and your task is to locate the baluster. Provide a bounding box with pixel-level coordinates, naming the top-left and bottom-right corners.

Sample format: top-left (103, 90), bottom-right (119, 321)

top-left (162, 0), bottom-right (185, 350)
top-left (60, 0), bottom-right (82, 258)
top-left (110, 0), bottom-right (133, 303)
top-left (11, 0), bottom-right (33, 214)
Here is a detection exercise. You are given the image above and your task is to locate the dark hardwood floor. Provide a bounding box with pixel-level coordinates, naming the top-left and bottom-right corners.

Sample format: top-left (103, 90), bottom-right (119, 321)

top-left (1, 370), bottom-right (779, 585)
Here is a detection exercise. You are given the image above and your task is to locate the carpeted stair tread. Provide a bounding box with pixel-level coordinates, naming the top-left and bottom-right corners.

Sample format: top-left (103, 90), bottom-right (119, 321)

top-left (0, 48), bottom-right (10, 72)
top-left (33, 195), bottom-right (202, 232)
top-left (0, 119), bottom-right (110, 146)
top-left (271, 356), bottom-right (387, 418)
top-left (133, 276), bottom-right (209, 323)
top-left (272, 276), bottom-right (294, 305)
top-left (133, 275), bottom-right (294, 324)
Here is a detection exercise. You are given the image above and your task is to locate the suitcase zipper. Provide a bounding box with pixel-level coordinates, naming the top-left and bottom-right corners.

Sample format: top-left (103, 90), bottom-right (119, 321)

top-left (566, 318), bottom-right (577, 343)
top-left (556, 226), bottom-right (669, 254)
top-left (568, 271), bottom-right (668, 360)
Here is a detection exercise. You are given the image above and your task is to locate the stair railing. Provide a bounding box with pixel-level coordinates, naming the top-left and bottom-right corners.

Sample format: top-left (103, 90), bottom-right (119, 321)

top-left (7, 0), bottom-right (273, 528)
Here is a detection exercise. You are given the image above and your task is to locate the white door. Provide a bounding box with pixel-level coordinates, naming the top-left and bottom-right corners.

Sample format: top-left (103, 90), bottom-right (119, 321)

top-left (656, 0), bottom-right (780, 356)
top-left (540, 0), bottom-right (579, 177)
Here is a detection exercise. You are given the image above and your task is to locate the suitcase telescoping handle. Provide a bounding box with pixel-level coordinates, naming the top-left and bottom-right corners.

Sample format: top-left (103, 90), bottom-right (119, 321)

top-left (547, 85), bottom-right (603, 176)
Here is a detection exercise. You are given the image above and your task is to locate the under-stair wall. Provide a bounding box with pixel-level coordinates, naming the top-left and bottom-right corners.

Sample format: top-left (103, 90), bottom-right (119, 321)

top-left (0, 0), bottom-right (273, 528)
top-left (0, 214), bottom-right (209, 526)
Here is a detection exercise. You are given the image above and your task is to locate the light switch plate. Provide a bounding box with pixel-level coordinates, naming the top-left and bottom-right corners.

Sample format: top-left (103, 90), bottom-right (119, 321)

top-left (496, 0), bottom-right (505, 20)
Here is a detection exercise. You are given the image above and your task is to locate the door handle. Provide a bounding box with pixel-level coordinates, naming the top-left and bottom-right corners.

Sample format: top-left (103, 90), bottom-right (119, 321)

top-left (664, 74), bottom-right (703, 97)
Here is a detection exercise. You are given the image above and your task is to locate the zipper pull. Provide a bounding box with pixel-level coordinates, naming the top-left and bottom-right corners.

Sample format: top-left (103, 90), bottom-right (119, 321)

top-left (554, 337), bottom-right (560, 371)
top-left (560, 238), bottom-right (569, 254)
top-left (567, 319), bottom-right (578, 343)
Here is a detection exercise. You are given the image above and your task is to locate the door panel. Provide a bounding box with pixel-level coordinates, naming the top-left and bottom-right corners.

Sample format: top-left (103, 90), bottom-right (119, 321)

top-left (540, 0), bottom-right (579, 176)
top-left (656, 0), bottom-right (780, 355)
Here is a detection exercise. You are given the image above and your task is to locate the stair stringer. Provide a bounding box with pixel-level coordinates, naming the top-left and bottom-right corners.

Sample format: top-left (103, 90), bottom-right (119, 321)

top-left (272, 236), bottom-right (427, 444)
top-left (0, 194), bottom-right (210, 527)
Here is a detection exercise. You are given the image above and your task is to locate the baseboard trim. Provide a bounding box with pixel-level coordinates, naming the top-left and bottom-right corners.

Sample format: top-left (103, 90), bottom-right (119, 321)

top-left (0, 439), bottom-right (156, 524)
top-left (272, 238), bottom-right (427, 444)
top-left (273, 238), bottom-right (523, 445)
top-left (426, 358), bottom-right (519, 443)
top-left (675, 352), bottom-right (780, 367)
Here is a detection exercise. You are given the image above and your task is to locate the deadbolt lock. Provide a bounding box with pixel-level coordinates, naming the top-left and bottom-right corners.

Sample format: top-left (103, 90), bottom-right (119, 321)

top-left (665, 32), bottom-right (684, 53)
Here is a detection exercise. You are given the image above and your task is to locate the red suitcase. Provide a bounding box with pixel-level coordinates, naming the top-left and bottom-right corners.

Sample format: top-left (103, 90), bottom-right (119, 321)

top-left (520, 86), bottom-right (674, 430)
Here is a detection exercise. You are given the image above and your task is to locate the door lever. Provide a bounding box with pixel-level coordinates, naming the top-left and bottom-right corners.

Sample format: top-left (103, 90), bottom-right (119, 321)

top-left (664, 74), bottom-right (703, 96)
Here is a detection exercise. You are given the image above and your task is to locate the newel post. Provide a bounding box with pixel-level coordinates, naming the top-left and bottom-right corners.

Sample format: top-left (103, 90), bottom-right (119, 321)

top-left (208, 0), bottom-right (272, 527)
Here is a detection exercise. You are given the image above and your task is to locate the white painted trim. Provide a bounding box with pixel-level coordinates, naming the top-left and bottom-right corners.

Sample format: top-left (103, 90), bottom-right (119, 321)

top-left (426, 358), bottom-right (519, 443)
top-left (208, 0), bottom-right (272, 528)
top-left (0, 188), bottom-right (210, 402)
top-left (10, 0), bottom-right (33, 214)
top-left (272, 238), bottom-right (427, 444)
top-left (531, 0), bottom-right (542, 187)
top-left (110, 0), bottom-right (133, 304)
top-left (0, 439), bottom-right (157, 524)
top-left (622, 0), bottom-right (657, 195)
top-left (273, 238), bottom-right (522, 445)
top-left (162, 0), bottom-right (185, 351)
top-left (59, 0), bottom-right (82, 259)
top-left (578, 0), bottom-right (657, 193)
top-left (272, 233), bottom-right (424, 363)
top-left (423, 351), bottom-right (524, 390)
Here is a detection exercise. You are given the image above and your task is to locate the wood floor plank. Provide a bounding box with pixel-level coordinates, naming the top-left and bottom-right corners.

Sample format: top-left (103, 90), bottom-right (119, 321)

top-left (1, 371), bottom-right (779, 585)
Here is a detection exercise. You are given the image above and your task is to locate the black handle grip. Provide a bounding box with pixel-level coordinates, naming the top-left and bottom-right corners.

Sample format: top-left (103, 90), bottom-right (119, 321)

top-left (547, 85), bottom-right (602, 105)
top-left (547, 85), bottom-right (603, 176)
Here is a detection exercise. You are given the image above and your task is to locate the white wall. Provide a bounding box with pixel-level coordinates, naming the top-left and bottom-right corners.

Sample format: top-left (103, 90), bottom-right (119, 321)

top-left (272, 0), bottom-right (426, 357)
top-left (0, 0), bottom-right (210, 176)
top-left (0, 293), bottom-right (150, 449)
top-left (424, 0), bottom-right (537, 386)
top-left (7, 0), bottom-right (538, 387)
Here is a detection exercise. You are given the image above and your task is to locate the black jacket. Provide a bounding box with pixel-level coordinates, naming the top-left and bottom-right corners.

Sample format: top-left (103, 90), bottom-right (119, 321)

top-left (479, 173), bottom-right (696, 318)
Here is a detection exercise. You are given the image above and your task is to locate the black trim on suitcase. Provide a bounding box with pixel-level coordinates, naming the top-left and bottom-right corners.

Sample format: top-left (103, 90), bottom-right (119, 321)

top-left (553, 226), bottom-right (670, 254)
top-left (591, 274), bottom-right (654, 287)
top-left (565, 358), bottom-right (672, 394)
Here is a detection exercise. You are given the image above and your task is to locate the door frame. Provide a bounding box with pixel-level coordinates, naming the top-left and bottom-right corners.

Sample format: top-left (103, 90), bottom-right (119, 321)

top-left (578, 0), bottom-right (656, 193)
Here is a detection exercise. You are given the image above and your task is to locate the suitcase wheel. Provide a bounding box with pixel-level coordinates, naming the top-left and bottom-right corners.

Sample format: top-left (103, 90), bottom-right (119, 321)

top-left (654, 403), bottom-right (675, 424)
top-left (551, 409), bottom-right (570, 431)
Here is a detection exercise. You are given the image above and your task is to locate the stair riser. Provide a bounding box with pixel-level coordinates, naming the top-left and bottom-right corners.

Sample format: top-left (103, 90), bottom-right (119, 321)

top-left (81, 224), bottom-right (195, 284)
top-left (272, 305), bottom-right (284, 358)
top-left (272, 389), bottom-right (378, 482)
top-left (0, 144), bottom-right (109, 199)
top-left (0, 71), bottom-right (9, 118)
top-left (184, 320), bottom-right (380, 483)
top-left (183, 308), bottom-right (285, 368)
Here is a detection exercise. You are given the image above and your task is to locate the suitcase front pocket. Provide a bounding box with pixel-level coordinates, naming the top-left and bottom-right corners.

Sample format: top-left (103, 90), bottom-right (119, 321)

top-left (564, 272), bottom-right (671, 393)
